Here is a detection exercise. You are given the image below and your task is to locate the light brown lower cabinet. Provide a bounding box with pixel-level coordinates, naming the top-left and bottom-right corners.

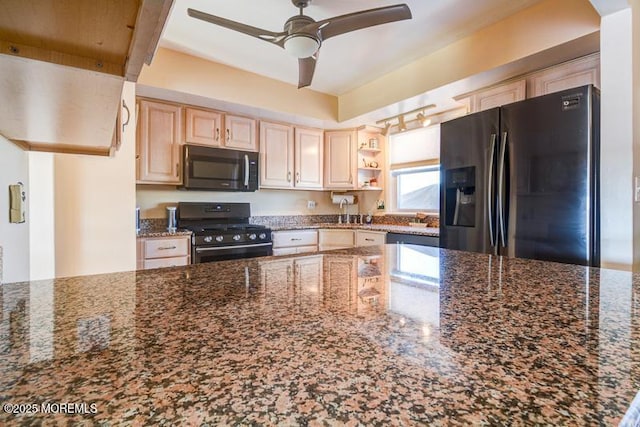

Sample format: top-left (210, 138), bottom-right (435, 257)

top-left (137, 235), bottom-right (191, 270)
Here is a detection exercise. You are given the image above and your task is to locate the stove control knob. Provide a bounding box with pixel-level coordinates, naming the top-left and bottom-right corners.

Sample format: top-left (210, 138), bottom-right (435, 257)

top-left (215, 236), bottom-right (224, 242)
top-left (233, 234), bottom-right (241, 241)
top-left (249, 233), bottom-right (257, 240)
top-left (259, 233), bottom-right (267, 240)
top-left (204, 236), bottom-right (213, 243)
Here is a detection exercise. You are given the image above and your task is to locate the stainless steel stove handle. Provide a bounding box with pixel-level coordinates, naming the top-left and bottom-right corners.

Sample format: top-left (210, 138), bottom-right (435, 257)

top-left (497, 131), bottom-right (508, 248)
top-left (244, 154), bottom-right (249, 187)
top-left (195, 242), bottom-right (273, 252)
top-left (488, 133), bottom-right (497, 248)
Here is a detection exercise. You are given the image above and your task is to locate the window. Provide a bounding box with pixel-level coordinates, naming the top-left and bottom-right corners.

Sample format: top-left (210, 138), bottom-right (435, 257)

top-left (388, 125), bottom-right (440, 213)
top-left (394, 165), bottom-right (440, 211)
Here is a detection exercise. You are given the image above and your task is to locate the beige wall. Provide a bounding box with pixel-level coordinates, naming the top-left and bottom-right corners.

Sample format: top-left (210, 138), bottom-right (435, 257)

top-left (28, 152), bottom-right (55, 280)
top-left (138, 48), bottom-right (338, 122)
top-left (338, 0), bottom-right (601, 121)
top-left (0, 135), bottom-right (30, 283)
top-left (53, 82), bottom-right (137, 278)
top-left (137, 187), bottom-right (380, 218)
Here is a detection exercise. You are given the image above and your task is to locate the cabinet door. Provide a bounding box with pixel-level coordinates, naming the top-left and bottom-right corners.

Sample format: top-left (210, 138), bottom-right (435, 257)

top-left (295, 127), bottom-right (324, 189)
top-left (184, 107), bottom-right (223, 146)
top-left (319, 230), bottom-right (355, 250)
top-left (472, 80), bottom-right (526, 113)
top-left (137, 99), bottom-right (182, 184)
top-left (225, 114), bottom-right (257, 151)
top-left (324, 130), bottom-right (357, 189)
top-left (260, 121), bottom-right (294, 188)
top-left (527, 53), bottom-right (600, 97)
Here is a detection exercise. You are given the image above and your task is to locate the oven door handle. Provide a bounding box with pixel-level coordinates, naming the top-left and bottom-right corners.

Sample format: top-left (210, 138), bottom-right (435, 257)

top-left (244, 154), bottom-right (250, 188)
top-left (195, 242), bottom-right (272, 252)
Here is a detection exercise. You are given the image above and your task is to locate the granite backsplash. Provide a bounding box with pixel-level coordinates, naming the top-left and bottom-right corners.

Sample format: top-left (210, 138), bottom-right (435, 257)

top-left (140, 214), bottom-right (439, 233)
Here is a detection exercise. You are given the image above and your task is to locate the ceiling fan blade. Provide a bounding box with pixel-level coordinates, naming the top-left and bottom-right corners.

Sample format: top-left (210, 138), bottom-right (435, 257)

top-left (187, 8), bottom-right (286, 44)
top-left (298, 54), bottom-right (318, 89)
top-left (305, 4), bottom-right (412, 41)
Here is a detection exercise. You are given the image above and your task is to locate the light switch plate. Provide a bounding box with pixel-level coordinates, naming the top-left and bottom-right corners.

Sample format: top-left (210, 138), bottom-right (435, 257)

top-left (635, 176), bottom-right (640, 203)
top-left (307, 200), bottom-right (316, 209)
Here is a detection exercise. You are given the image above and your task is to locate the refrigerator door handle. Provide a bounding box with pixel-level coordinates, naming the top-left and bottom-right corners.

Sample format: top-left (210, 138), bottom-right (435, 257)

top-left (497, 132), bottom-right (508, 248)
top-left (487, 134), bottom-right (497, 248)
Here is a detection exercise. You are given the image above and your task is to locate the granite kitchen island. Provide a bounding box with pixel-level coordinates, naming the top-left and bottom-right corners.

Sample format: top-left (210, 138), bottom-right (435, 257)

top-left (0, 245), bottom-right (638, 425)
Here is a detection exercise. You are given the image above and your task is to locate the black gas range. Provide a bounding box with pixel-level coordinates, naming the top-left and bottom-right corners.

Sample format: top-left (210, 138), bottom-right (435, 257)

top-left (177, 202), bottom-right (272, 264)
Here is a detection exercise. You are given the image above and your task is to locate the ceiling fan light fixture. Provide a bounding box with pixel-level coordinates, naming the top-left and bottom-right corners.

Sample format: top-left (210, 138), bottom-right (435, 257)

top-left (284, 34), bottom-right (319, 58)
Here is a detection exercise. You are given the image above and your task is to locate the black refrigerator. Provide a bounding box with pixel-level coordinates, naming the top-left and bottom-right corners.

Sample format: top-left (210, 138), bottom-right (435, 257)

top-left (439, 85), bottom-right (600, 266)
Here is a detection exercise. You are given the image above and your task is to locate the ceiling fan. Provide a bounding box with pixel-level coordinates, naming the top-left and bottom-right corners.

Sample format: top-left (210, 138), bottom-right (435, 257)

top-left (187, 1), bottom-right (412, 89)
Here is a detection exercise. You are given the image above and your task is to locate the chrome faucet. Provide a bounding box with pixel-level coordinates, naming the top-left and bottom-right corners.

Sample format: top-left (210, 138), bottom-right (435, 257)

top-left (339, 198), bottom-right (350, 224)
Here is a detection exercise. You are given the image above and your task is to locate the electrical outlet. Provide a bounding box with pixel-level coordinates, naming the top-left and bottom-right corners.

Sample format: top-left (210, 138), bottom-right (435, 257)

top-left (635, 177), bottom-right (640, 203)
top-left (307, 200), bottom-right (316, 209)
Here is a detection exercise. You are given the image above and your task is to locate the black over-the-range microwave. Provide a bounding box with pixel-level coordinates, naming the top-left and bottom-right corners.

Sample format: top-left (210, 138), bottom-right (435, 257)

top-left (179, 144), bottom-right (258, 191)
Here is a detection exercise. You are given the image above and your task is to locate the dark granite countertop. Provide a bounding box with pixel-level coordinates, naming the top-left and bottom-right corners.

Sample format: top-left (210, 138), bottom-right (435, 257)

top-left (270, 223), bottom-right (440, 237)
top-left (1, 245), bottom-right (638, 425)
top-left (137, 229), bottom-right (192, 238)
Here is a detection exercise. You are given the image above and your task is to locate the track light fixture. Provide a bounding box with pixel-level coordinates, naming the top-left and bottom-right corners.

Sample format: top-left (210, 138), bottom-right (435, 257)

top-left (381, 121), bottom-right (391, 136)
top-left (376, 104), bottom-right (436, 134)
top-left (397, 115), bottom-right (407, 132)
top-left (417, 112), bottom-right (431, 127)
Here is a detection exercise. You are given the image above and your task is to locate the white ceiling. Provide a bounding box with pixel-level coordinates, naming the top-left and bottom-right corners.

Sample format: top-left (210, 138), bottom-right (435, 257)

top-left (160, 0), bottom-right (545, 95)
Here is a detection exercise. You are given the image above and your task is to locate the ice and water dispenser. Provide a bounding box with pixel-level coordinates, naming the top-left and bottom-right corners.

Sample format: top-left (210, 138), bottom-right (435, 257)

top-left (444, 166), bottom-right (476, 227)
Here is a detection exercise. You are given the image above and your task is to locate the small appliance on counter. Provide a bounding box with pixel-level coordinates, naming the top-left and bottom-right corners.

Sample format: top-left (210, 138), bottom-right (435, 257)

top-left (135, 207), bottom-right (141, 235)
top-left (177, 202), bottom-right (272, 264)
top-left (167, 206), bottom-right (177, 232)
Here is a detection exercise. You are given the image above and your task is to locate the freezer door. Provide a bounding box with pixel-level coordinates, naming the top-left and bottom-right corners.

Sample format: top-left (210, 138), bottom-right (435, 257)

top-left (440, 108), bottom-right (499, 254)
top-left (500, 85), bottom-right (598, 266)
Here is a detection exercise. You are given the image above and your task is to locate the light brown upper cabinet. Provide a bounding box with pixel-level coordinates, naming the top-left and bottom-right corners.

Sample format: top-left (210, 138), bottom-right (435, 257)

top-left (260, 121), bottom-right (294, 188)
top-left (0, 0), bottom-right (173, 156)
top-left (295, 127), bottom-right (324, 189)
top-left (456, 80), bottom-right (526, 114)
top-left (260, 121), bottom-right (323, 190)
top-left (184, 107), bottom-right (223, 147)
top-left (324, 130), bottom-right (357, 189)
top-left (526, 53), bottom-right (600, 98)
top-left (225, 115), bottom-right (258, 152)
top-left (137, 99), bottom-right (182, 184)
top-left (185, 108), bottom-right (257, 151)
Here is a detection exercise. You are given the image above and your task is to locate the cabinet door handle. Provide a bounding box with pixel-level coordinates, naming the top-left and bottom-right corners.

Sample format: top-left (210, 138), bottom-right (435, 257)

top-left (287, 171), bottom-right (292, 182)
top-left (365, 238), bottom-right (375, 242)
top-left (226, 129), bottom-right (231, 141)
top-left (349, 174), bottom-right (353, 184)
top-left (215, 128), bottom-right (220, 141)
top-left (176, 163), bottom-right (179, 177)
top-left (291, 238), bottom-right (302, 241)
top-left (158, 246), bottom-right (177, 250)
top-left (122, 99), bottom-right (130, 133)
top-left (296, 171), bottom-right (300, 183)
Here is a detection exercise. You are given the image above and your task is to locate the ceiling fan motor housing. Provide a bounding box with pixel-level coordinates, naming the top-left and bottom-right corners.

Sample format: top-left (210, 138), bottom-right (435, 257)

top-left (292, 0), bottom-right (311, 9)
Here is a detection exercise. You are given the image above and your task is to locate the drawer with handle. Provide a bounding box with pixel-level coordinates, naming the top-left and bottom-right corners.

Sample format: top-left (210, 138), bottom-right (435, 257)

top-left (144, 256), bottom-right (190, 270)
top-left (356, 230), bottom-right (386, 247)
top-left (272, 230), bottom-right (318, 248)
top-left (144, 236), bottom-right (190, 259)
